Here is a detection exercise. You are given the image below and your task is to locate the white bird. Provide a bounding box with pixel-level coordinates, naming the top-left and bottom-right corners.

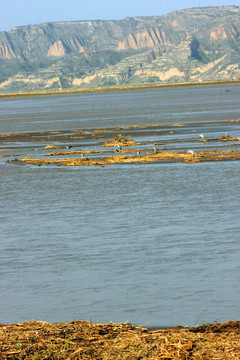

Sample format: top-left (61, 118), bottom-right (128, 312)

top-left (188, 150), bottom-right (195, 156)
top-left (199, 134), bottom-right (204, 139)
top-left (118, 144), bottom-right (122, 150)
top-left (153, 146), bottom-right (158, 154)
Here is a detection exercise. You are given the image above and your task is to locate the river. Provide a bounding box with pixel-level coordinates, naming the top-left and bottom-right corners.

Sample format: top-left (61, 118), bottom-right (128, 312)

top-left (0, 84), bottom-right (239, 327)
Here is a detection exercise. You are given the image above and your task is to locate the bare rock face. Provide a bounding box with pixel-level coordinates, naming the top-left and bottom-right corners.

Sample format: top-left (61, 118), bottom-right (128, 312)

top-left (118, 27), bottom-right (168, 50)
top-left (66, 35), bottom-right (85, 53)
top-left (210, 23), bottom-right (239, 40)
top-left (0, 6), bottom-right (239, 91)
top-left (47, 40), bottom-right (67, 56)
top-left (0, 43), bottom-right (16, 59)
top-left (47, 37), bottom-right (86, 57)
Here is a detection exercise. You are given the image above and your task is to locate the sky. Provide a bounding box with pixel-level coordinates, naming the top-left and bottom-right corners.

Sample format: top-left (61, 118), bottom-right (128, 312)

top-left (0, 0), bottom-right (239, 32)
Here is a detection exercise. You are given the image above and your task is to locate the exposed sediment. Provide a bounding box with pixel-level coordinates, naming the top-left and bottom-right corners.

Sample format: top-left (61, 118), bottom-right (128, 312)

top-left (19, 149), bottom-right (240, 167)
top-left (1, 121), bottom-right (240, 167)
top-left (101, 134), bottom-right (140, 147)
top-left (198, 135), bottom-right (239, 142)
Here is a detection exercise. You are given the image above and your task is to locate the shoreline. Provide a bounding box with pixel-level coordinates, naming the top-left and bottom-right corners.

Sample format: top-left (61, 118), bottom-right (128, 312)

top-left (0, 79), bottom-right (239, 98)
top-left (1, 320), bottom-right (239, 359)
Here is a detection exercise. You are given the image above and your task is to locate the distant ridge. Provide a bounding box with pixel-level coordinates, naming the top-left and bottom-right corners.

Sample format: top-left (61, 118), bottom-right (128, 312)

top-left (0, 6), bottom-right (239, 92)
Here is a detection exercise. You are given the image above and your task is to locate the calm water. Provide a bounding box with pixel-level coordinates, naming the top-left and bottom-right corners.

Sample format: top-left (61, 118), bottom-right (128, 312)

top-left (0, 85), bottom-right (240, 327)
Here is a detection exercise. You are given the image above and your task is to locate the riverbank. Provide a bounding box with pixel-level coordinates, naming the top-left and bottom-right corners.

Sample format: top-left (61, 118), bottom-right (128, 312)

top-left (0, 320), bottom-right (239, 359)
top-left (0, 79), bottom-right (239, 98)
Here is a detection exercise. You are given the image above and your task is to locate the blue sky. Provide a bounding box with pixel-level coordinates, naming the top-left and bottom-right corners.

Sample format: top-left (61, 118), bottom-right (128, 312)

top-left (0, 0), bottom-right (239, 32)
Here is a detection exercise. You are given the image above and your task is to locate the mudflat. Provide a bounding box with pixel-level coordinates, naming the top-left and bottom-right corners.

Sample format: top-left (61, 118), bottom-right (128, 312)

top-left (1, 121), bottom-right (240, 167)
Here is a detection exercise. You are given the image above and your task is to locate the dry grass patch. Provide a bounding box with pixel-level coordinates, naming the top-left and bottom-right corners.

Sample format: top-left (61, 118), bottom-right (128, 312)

top-left (101, 134), bottom-right (140, 148)
top-left (20, 149), bottom-right (240, 167)
top-left (198, 136), bottom-right (239, 143)
top-left (0, 320), bottom-right (239, 359)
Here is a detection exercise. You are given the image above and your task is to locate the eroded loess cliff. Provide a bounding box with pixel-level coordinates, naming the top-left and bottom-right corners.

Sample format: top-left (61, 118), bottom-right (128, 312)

top-left (0, 6), bottom-right (239, 92)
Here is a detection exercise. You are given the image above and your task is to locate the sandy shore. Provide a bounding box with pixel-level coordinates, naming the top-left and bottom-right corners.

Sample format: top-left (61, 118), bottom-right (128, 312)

top-left (0, 320), bottom-right (239, 359)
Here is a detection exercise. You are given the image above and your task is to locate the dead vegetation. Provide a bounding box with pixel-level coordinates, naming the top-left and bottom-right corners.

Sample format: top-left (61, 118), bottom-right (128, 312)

top-left (198, 136), bottom-right (239, 143)
top-left (19, 149), bottom-right (240, 167)
top-left (46, 150), bottom-right (104, 156)
top-left (44, 145), bottom-right (70, 149)
top-left (0, 320), bottom-right (239, 359)
top-left (101, 134), bottom-right (140, 147)
top-left (1, 122), bottom-right (240, 167)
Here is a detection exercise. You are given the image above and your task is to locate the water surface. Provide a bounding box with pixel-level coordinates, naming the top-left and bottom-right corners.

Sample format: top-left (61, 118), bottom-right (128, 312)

top-left (0, 85), bottom-right (239, 327)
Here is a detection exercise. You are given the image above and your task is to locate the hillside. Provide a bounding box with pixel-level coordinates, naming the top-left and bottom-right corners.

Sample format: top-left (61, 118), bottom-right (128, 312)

top-left (0, 6), bottom-right (239, 92)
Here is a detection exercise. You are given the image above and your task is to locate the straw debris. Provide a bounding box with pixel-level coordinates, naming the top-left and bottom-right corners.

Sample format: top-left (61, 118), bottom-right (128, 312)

top-left (2, 123), bottom-right (240, 167)
top-left (198, 136), bottom-right (239, 143)
top-left (101, 134), bottom-right (140, 147)
top-left (0, 320), bottom-right (239, 359)
top-left (20, 149), bottom-right (240, 167)
top-left (44, 145), bottom-right (70, 149)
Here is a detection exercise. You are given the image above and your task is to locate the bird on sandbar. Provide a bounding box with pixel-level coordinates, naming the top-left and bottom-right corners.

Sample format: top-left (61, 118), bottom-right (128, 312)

top-left (199, 134), bottom-right (204, 139)
top-left (153, 146), bottom-right (158, 154)
top-left (188, 150), bottom-right (195, 156)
